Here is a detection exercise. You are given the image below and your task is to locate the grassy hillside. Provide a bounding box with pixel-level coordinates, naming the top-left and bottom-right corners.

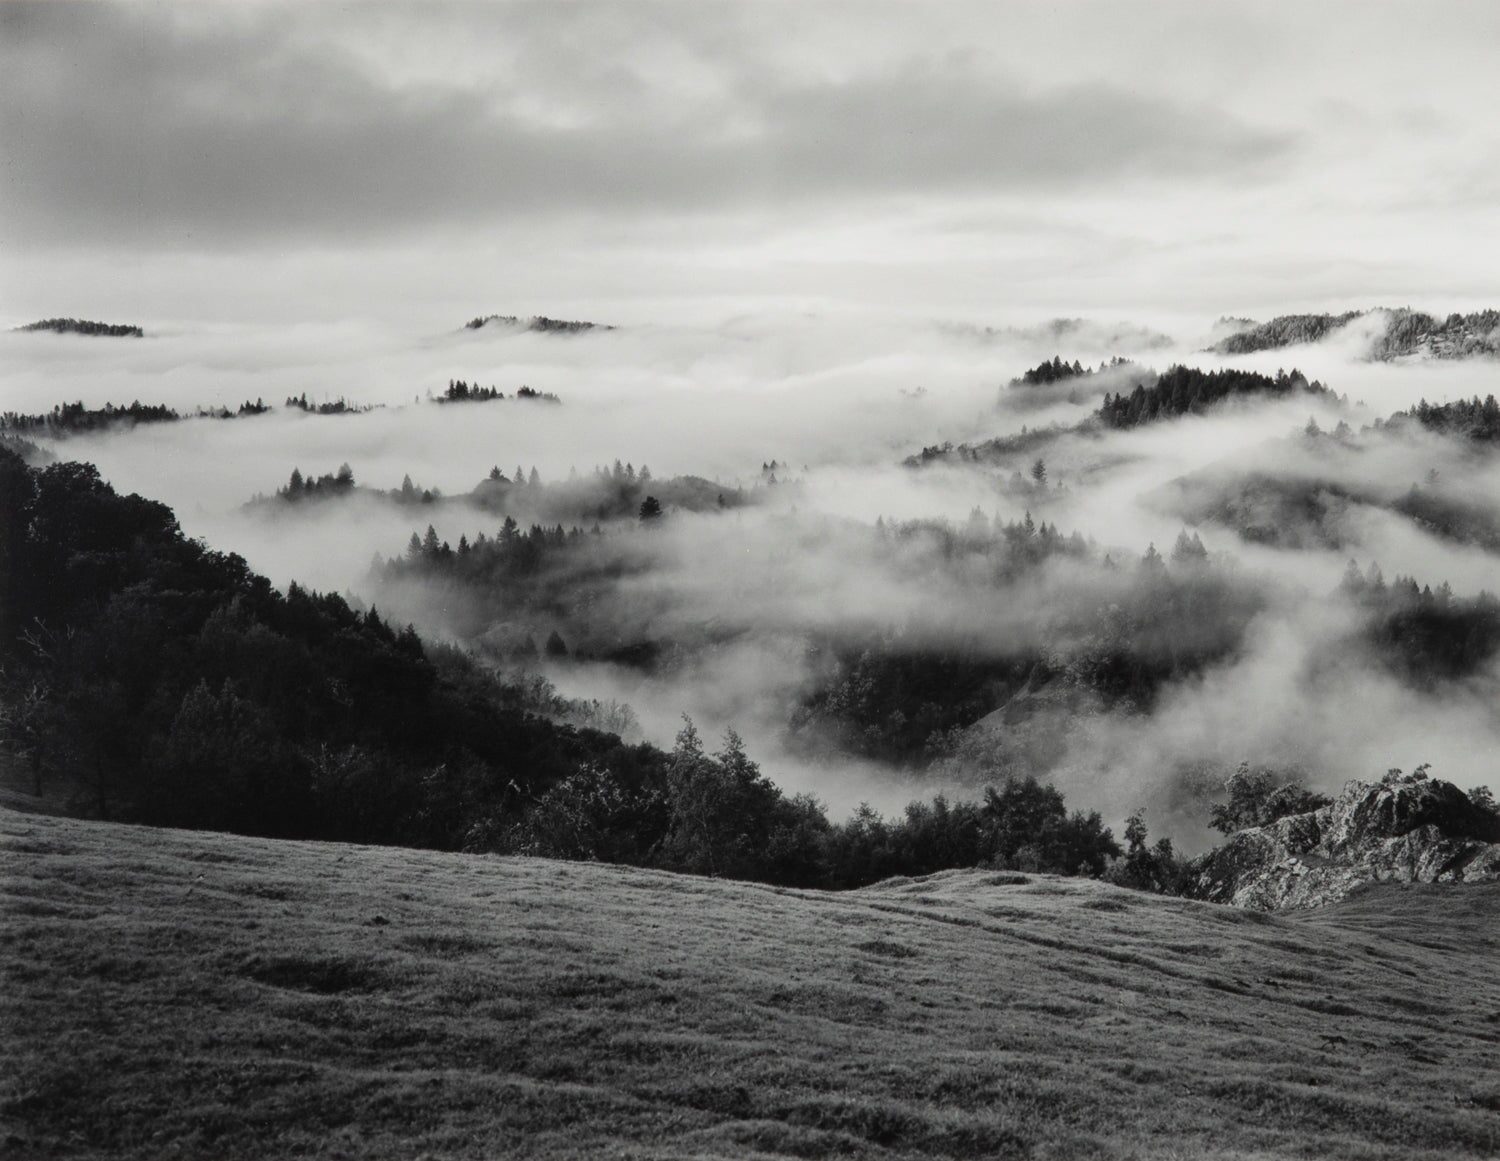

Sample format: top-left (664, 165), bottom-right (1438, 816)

top-left (3, 808), bottom-right (1498, 1161)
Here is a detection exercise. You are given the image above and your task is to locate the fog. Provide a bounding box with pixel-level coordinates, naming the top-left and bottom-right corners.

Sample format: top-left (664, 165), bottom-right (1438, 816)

top-left (7, 308), bottom-right (1500, 847)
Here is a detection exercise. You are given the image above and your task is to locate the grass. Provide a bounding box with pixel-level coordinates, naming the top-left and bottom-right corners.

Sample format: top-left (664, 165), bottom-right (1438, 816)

top-left (2, 807), bottom-right (1498, 1160)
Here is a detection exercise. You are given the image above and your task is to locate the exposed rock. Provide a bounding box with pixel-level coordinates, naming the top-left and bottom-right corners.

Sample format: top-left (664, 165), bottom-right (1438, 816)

top-left (1189, 774), bottom-right (1500, 911)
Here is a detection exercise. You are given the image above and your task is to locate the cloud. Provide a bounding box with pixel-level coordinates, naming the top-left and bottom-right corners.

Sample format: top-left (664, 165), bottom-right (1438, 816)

top-left (0, 1), bottom-right (1292, 249)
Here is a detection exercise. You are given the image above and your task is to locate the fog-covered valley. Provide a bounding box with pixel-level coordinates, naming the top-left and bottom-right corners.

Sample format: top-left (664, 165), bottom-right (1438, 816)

top-left (7, 309), bottom-right (1500, 849)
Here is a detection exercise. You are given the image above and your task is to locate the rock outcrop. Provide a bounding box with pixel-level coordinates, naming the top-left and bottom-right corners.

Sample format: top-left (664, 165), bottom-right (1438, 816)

top-left (1189, 775), bottom-right (1500, 911)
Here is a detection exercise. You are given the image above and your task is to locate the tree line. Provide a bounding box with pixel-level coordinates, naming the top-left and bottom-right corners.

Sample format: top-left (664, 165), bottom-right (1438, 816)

top-left (1, 401), bottom-right (181, 436)
top-left (15, 318), bottom-right (143, 338)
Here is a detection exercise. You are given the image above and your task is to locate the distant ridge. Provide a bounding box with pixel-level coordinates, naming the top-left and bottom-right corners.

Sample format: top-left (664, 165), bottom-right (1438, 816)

top-left (1209, 307), bottom-right (1499, 360)
top-left (464, 313), bottom-right (614, 334)
top-left (15, 317), bottom-right (143, 338)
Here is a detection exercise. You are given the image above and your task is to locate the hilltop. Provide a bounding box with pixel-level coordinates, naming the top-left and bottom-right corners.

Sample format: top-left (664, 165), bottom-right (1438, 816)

top-left (4, 806), bottom-right (1498, 1160)
top-left (1210, 308), bottom-right (1499, 360)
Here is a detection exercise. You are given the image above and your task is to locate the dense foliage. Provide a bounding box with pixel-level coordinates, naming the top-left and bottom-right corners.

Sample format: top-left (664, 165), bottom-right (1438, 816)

top-left (1208, 763), bottom-right (1331, 835)
top-left (1342, 561), bottom-right (1500, 685)
top-left (1014, 356), bottom-right (1088, 386)
top-left (437, 380), bottom-right (561, 404)
top-left (1097, 366), bottom-right (1329, 429)
top-left (0, 448), bottom-right (1128, 889)
top-left (1212, 308), bottom-right (1500, 359)
top-left (284, 394), bottom-right (377, 415)
top-left (277, 464), bottom-right (356, 502)
top-left (792, 530), bottom-right (1261, 767)
top-left (16, 318), bottom-right (143, 337)
top-left (1381, 394), bottom-right (1500, 442)
top-left (910, 363), bottom-right (1330, 468)
top-left (463, 314), bottom-right (612, 333)
top-left (1010, 354), bottom-right (1137, 389)
top-left (0, 449), bottom-right (660, 847)
top-left (1211, 312), bottom-right (1360, 355)
top-left (1, 400), bottom-right (180, 436)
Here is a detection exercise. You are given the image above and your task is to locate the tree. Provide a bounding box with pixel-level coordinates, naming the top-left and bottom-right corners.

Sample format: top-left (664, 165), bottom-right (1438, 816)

top-left (639, 496), bottom-right (663, 522)
top-left (1208, 762), bottom-right (1330, 834)
top-left (544, 630), bottom-right (568, 658)
top-left (528, 467), bottom-right (541, 487)
top-left (1109, 811), bottom-right (1183, 893)
top-left (1031, 457), bottom-right (1047, 485)
top-left (1171, 529), bottom-right (1207, 564)
top-left (0, 677), bottom-right (52, 796)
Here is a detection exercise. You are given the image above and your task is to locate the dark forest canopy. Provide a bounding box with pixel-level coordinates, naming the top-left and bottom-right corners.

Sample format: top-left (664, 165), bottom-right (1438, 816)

top-left (1210, 312), bottom-right (1361, 355)
top-left (376, 503), bottom-right (1270, 769)
top-left (436, 379), bottom-right (562, 405)
top-left (3, 398), bottom-right (263, 437)
top-left (1097, 365), bottom-right (1330, 430)
top-left (285, 393), bottom-right (378, 416)
top-left (0, 400), bottom-right (180, 436)
top-left (910, 363), bottom-right (1332, 467)
top-left (0, 447), bottom-right (1135, 890)
top-left (1211, 307), bottom-right (1500, 360)
top-left (1377, 394), bottom-right (1500, 442)
top-left (1010, 355), bottom-right (1136, 388)
top-left (15, 318), bottom-right (143, 338)
top-left (464, 314), bottom-right (614, 334)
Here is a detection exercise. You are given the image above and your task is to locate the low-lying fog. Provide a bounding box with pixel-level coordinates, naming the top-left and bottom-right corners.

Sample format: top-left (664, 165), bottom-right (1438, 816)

top-left (7, 310), bottom-right (1500, 843)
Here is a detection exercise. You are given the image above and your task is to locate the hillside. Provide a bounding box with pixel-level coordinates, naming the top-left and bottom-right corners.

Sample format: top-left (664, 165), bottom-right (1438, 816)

top-left (1210, 309), bottom-right (1499, 360)
top-left (4, 808), bottom-right (1498, 1160)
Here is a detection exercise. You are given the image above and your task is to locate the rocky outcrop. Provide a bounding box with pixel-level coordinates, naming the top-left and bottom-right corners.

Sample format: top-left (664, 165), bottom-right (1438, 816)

top-left (1189, 775), bottom-right (1500, 911)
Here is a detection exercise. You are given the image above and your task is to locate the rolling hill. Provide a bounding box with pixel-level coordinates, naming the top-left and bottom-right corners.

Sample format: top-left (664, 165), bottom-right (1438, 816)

top-left (3, 807), bottom-right (1498, 1159)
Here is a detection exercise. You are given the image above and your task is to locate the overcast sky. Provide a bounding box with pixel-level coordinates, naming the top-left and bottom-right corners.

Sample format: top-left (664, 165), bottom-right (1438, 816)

top-left (2, 1), bottom-right (1496, 327)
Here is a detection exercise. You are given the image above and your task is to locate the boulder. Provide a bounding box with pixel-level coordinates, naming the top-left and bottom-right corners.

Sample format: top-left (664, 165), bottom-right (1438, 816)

top-left (1188, 774), bottom-right (1500, 911)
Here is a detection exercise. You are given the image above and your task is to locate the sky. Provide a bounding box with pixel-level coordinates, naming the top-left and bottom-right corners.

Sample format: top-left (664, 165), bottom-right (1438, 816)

top-left (2, 0), bottom-right (1498, 330)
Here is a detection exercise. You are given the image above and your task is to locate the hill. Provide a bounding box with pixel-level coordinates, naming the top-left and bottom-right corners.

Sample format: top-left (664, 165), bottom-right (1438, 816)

top-left (4, 807), bottom-right (1498, 1160)
top-left (1209, 309), bottom-right (1499, 360)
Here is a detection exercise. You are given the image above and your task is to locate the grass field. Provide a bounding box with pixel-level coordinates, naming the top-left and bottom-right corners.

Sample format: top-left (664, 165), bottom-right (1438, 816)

top-left (2, 806), bottom-right (1498, 1160)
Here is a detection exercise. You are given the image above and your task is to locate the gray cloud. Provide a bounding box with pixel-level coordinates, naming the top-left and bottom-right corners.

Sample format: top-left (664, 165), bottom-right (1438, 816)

top-left (0, 1), bottom-right (1293, 248)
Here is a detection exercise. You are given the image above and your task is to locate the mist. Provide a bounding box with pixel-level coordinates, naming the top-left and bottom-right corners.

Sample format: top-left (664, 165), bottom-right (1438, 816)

top-left (7, 304), bottom-right (1500, 847)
